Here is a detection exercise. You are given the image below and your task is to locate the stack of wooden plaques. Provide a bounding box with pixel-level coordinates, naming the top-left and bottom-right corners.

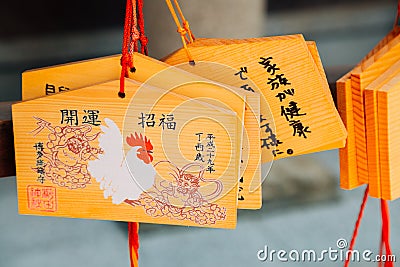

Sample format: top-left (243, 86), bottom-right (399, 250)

top-left (337, 26), bottom-right (400, 200)
top-left (13, 34), bottom-right (346, 229)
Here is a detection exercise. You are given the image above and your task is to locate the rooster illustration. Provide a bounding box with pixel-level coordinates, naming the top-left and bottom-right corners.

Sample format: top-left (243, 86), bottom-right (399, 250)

top-left (88, 118), bottom-right (156, 204)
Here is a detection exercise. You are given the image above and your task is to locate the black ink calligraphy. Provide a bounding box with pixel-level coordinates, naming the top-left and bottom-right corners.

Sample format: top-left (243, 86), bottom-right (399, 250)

top-left (33, 142), bottom-right (46, 184)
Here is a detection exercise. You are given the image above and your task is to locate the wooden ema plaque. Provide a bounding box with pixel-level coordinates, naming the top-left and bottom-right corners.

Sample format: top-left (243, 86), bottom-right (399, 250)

top-left (13, 79), bottom-right (242, 228)
top-left (22, 55), bottom-right (122, 101)
top-left (337, 26), bottom-right (400, 190)
top-left (336, 27), bottom-right (400, 190)
top-left (21, 53), bottom-right (262, 209)
top-left (163, 34), bottom-right (347, 161)
top-left (365, 60), bottom-right (400, 198)
top-left (336, 74), bottom-right (358, 190)
top-left (376, 73), bottom-right (400, 200)
top-left (130, 66), bottom-right (261, 209)
top-left (350, 30), bottom-right (400, 185)
top-left (23, 54), bottom-right (262, 209)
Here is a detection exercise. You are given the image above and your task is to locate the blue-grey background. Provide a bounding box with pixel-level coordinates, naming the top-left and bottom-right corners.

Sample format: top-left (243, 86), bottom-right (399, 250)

top-left (1, 0), bottom-right (400, 266)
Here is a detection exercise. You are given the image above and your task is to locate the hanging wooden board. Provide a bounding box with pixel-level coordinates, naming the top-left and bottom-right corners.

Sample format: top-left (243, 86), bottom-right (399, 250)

top-left (180, 39), bottom-right (335, 108)
top-left (13, 79), bottom-right (242, 228)
top-left (163, 37), bottom-right (344, 154)
top-left (21, 53), bottom-right (262, 209)
top-left (22, 55), bottom-right (122, 101)
top-left (350, 30), bottom-right (400, 185)
top-left (377, 73), bottom-right (400, 200)
top-left (129, 62), bottom-right (262, 209)
top-left (163, 34), bottom-right (347, 161)
top-left (337, 26), bottom-right (400, 190)
top-left (306, 41), bottom-right (334, 105)
top-left (171, 38), bottom-right (344, 153)
top-left (364, 60), bottom-right (400, 198)
top-left (337, 75), bottom-right (359, 189)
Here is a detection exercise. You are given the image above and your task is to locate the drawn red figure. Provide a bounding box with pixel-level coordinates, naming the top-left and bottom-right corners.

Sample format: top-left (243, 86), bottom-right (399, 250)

top-left (32, 117), bottom-right (101, 189)
top-left (126, 132), bottom-right (154, 164)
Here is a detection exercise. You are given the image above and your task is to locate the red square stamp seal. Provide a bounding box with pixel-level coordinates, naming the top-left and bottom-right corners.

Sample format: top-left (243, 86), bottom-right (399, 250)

top-left (27, 185), bottom-right (57, 212)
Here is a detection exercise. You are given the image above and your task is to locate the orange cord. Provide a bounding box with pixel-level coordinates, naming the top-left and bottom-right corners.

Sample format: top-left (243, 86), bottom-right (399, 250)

top-left (172, 0), bottom-right (195, 43)
top-left (165, 0), bottom-right (195, 64)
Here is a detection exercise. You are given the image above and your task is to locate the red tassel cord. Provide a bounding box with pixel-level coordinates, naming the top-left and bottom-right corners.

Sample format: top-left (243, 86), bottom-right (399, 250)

top-left (344, 186), bottom-right (394, 267)
top-left (137, 0), bottom-right (148, 55)
top-left (119, 0), bottom-right (142, 98)
top-left (119, 0), bottom-right (135, 98)
top-left (344, 186), bottom-right (369, 267)
top-left (380, 200), bottom-right (394, 267)
top-left (128, 222), bottom-right (140, 267)
top-left (120, 1), bottom-right (148, 266)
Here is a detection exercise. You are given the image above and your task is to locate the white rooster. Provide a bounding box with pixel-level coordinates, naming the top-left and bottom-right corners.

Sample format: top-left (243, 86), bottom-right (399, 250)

top-left (88, 118), bottom-right (156, 204)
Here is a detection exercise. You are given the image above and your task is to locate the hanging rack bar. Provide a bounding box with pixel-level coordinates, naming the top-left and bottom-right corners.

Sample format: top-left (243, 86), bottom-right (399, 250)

top-left (0, 102), bottom-right (15, 178)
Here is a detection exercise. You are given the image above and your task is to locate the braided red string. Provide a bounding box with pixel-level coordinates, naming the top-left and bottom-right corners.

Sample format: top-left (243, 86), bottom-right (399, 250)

top-left (119, 0), bottom-right (135, 98)
top-left (121, 1), bottom-right (144, 266)
top-left (396, 0), bottom-right (400, 27)
top-left (344, 186), bottom-right (369, 267)
top-left (137, 0), bottom-right (149, 55)
top-left (344, 187), bottom-right (394, 267)
top-left (131, 0), bottom-right (140, 54)
top-left (379, 228), bottom-right (384, 267)
top-left (380, 200), bottom-right (393, 267)
top-left (119, 0), bottom-right (148, 97)
top-left (128, 222), bottom-right (140, 267)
